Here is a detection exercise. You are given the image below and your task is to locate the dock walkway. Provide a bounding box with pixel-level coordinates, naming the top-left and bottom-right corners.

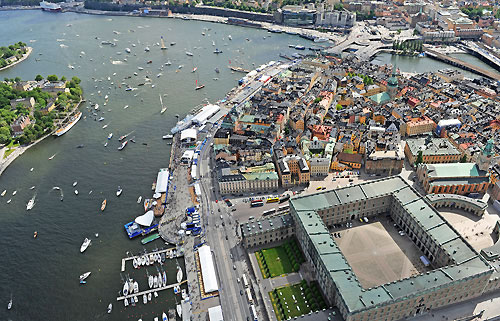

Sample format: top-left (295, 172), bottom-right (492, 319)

top-left (121, 247), bottom-right (176, 272)
top-left (116, 280), bottom-right (187, 301)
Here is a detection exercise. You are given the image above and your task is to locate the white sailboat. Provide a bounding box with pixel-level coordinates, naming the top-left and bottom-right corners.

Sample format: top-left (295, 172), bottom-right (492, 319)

top-left (177, 304), bottom-right (182, 317)
top-left (7, 294), bottom-right (12, 310)
top-left (148, 275), bottom-right (154, 288)
top-left (80, 238), bottom-right (91, 253)
top-left (79, 272), bottom-right (91, 281)
top-left (123, 281), bottom-right (129, 296)
top-left (160, 94), bottom-right (167, 114)
top-left (176, 265), bottom-right (183, 283)
top-left (107, 303), bottom-right (112, 314)
top-left (134, 281), bottom-right (139, 293)
top-left (163, 311), bottom-right (169, 321)
top-left (1, 190), bottom-right (7, 197)
top-left (26, 197), bottom-right (35, 211)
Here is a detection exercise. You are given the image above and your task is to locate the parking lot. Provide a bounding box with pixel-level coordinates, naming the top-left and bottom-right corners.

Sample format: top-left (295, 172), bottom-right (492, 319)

top-left (333, 216), bottom-right (431, 289)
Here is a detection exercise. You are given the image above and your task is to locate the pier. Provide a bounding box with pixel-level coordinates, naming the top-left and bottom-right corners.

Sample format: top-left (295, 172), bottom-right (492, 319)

top-left (121, 247), bottom-right (177, 272)
top-left (424, 48), bottom-right (500, 81)
top-left (116, 279), bottom-right (187, 301)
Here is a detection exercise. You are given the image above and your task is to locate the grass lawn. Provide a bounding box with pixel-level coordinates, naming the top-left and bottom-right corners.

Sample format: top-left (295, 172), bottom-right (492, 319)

top-left (257, 246), bottom-right (293, 278)
top-left (269, 284), bottom-right (311, 320)
top-left (3, 146), bottom-right (18, 159)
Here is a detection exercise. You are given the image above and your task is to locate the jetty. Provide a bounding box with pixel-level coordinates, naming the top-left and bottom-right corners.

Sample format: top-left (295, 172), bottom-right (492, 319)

top-left (116, 279), bottom-right (187, 301)
top-left (121, 247), bottom-right (177, 272)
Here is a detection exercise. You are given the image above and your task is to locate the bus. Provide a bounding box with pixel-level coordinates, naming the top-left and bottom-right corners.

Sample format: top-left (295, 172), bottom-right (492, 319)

top-left (262, 209), bottom-right (276, 216)
top-left (266, 197), bottom-right (279, 203)
top-left (250, 305), bottom-right (258, 321)
top-left (250, 200), bottom-right (264, 207)
top-left (279, 195), bottom-right (290, 203)
top-left (246, 288), bottom-right (253, 303)
top-left (278, 204), bottom-right (289, 212)
top-left (242, 273), bottom-right (249, 288)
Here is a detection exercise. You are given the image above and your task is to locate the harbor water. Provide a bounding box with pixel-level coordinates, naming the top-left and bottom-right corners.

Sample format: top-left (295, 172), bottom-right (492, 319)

top-left (0, 10), bottom-right (313, 321)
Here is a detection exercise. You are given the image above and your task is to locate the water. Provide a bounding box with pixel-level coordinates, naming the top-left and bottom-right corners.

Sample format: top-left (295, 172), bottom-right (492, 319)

top-left (0, 10), bottom-right (314, 321)
top-left (371, 52), bottom-right (494, 79)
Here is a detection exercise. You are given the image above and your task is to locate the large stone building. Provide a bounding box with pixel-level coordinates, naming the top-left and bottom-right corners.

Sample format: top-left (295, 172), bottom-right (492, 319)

top-left (277, 155), bottom-right (310, 187)
top-left (218, 167), bottom-right (278, 195)
top-left (405, 115), bottom-right (435, 136)
top-left (240, 213), bottom-right (295, 248)
top-left (405, 136), bottom-right (462, 165)
top-left (365, 150), bottom-right (404, 175)
top-left (416, 163), bottom-right (490, 195)
top-left (285, 176), bottom-right (497, 321)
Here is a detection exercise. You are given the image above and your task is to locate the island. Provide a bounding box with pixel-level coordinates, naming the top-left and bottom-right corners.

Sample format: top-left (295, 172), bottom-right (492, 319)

top-left (0, 75), bottom-right (82, 172)
top-left (0, 42), bottom-right (32, 71)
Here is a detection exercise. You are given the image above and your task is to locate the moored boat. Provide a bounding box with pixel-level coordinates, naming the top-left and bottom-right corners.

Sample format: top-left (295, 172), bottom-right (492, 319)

top-left (107, 303), bottom-right (112, 314)
top-left (162, 134), bottom-right (173, 139)
top-left (176, 265), bottom-right (183, 283)
top-left (143, 294), bottom-right (147, 304)
top-left (26, 198), bottom-right (35, 211)
top-left (123, 281), bottom-right (129, 296)
top-left (54, 112), bottom-right (82, 136)
top-left (149, 275), bottom-right (153, 288)
top-left (118, 140), bottom-right (128, 150)
top-left (101, 199), bottom-right (107, 211)
top-left (79, 271), bottom-right (91, 281)
top-left (116, 186), bottom-right (123, 197)
top-left (40, 1), bottom-right (62, 12)
top-left (177, 304), bottom-right (182, 317)
top-left (163, 311), bottom-right (169, 321)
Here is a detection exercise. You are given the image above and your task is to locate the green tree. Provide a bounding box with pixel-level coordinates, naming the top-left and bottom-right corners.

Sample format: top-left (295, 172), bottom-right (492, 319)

top-left (0, 126), bottom-right (11, 144)
top-left (47, 75), bottom-right (58, 82)
top-left (61, 76), bottom-right (67, 82)
top-left (35, 74), bottom-right (43, 81)
top-left (415, 150), bottom-right (423, 166)
top-left (333, 3), bottom-right (343, 10)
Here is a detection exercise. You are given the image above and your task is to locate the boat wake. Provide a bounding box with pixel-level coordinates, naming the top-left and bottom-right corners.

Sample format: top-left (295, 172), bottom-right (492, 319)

top-left (51, 187), bottom-right (64, 201)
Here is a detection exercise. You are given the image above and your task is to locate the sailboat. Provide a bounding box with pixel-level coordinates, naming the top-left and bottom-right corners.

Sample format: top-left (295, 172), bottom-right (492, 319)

top-left (176, 265), bottom-right (183, 283)
top-left (26, 196), bottom-right (35, 211)
top-left (7, 294), bottom-right (12, 310)
top-left (160, 36), bottom-right (167, 50)
top-left (195, 79), bottom-right (204, 90)
top-left (160, 95), bottom-right (167, 114)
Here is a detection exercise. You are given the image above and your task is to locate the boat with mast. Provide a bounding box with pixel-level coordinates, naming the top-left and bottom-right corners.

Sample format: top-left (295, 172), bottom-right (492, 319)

top-left (54, 112), bottom-right (82, 136)
top-left (160, 95), bottom-right (167, 114)
top-left (160, 36), bottom-right (167, 50)
top-left (80, 238), bottom-right (91, 253)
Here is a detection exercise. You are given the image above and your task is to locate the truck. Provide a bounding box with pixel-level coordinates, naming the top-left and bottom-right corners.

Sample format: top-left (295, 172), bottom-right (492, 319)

top-left (242, 273), bottom-right (249, 288)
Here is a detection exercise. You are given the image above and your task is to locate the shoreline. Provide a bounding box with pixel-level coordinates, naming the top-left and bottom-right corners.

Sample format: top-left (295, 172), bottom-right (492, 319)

top-left (0, 46), bottom-right (33, 72)
top-left (0, 98), bottom-right (83, 177)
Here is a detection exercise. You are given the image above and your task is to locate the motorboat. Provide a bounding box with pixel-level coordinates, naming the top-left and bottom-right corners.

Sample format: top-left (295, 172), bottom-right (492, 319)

top-left (228, 35), bottom-right (232, 40)
top-left (170, 42), bottom-right (176, 46)
top-left (163, 311), bottom-right (168, 321)
top-left (48, 154), bottom-right (56, 160)
top-left (116, 186), bottom-right (123, 197)
top-left (104, 142), bottom-right (108, 147)
top-left (6, 199), bottom-right (11, 204)
top-left (163, 271), bottom-right (167, 286)
top-left (185, 51), bottom-right (193, 56)
top-left (148, 292), bottom-right (152, 301)
top-left (148, 275), bottom-right (153, 288)
top-left (137, 196), bottom-right (142, 204)
top-left (133, 258), bottom-right (138, 269)
top-left (177, 265), bottom-right (183, 283)
top-left (214, 48), bottom-right (223, 54)
top-left (80, 272), bottom-right (91, 281)
top-left (107, 133), bottom-right (113, 140)
top-left (26, 198), bottom-right (35, 211)
top-left (107, 303), bottom-right (112, 314)
top-left (124, 298), bottom-right (129, 307)
top-left (73, 181), bottom-right (78, 187)
top-left (80, 238), bottom-right (91, 253)
top-left (177, 304), bottom-right (182, 317)
top-left (123, 281), bottom-right (129, 296)
top-left (74, 190), bottom-right (78, 195)
top-left (195, 84), bottom-right (205, 90)
top-left (192, 67), bottom-right (197, 73)
top-left (125, 48), bottom-right (131, 53)
top-left (101, 199), bottom-right (107, 211)
top-left (118, 140), bottom-right (128, 150)
top-left (144, 47), bottom-right (150, 52)
top-left (181, 289), bottom-right (187, 300)
top-left (173, 285), bottom-right (180, 294)
top-left (1, 190), bottom-right (6, 197)
top-left (8, 295), bottom-right (12, 310)
top-left (141, 256), bottom-right (146, 266)
top-left (158, 272), bottom-right (162, 287)
top-left (153, 276), bottom-right (158, 288)
top-left (142, 294), bottom-right (147, 304)
top-left (95, 233), bottom-right (98, 238)
top-left (98, 117), bottom-right (105, 122)
top-left (134, 281), bottom-right (139, 293)
top-left (30, 186), bottom-right (35, 190)
top-left (162, 134), bottom-right (173, 139)
top-left (154, 291), bottom-right (158, 298)
top-left (215, 68), bottom-right (219, 74)
top-left (154, 317), bottom-right (159, 321)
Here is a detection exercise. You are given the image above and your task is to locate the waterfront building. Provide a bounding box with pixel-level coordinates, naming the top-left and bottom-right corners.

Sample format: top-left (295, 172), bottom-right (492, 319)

top-left (275, 5), bottom-right (316, 26)
top-left (416, 162), bottom-right (490, 195)
top-left (240, 213), bottom-right (294, 248)
top-left (405, 136), bottom-right (461, 165)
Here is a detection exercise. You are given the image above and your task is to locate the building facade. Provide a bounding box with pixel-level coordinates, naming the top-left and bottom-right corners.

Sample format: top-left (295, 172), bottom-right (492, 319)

top-left (218, 169), bottom-right (279, 195)
top-left (240, 213), bottom-right (295, 248)
top-left (365, 150), bottom-right (404, 175)
top-left (405, 136), bottom-right (462, 164)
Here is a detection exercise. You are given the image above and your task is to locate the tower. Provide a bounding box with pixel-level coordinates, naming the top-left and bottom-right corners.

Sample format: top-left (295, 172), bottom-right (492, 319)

top-left (477, 139), bottom-right (494, 171)
top-left (387, 66), bottom-right (399, 98)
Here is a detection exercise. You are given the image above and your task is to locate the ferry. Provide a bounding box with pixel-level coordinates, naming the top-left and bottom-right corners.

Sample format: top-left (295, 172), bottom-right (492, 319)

top-left (40, 1), bottom-right (62, 12)
top-left (124, 221), bottom-right (158, 239)
top-left (54, 112), bottom-right (82, 136)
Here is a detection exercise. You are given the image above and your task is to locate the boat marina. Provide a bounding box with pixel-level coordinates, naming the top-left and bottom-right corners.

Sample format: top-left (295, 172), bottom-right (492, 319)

top-left (120, 247), bottom-right (178, 272)
top-left (116, 280), bottom-right (187, 301)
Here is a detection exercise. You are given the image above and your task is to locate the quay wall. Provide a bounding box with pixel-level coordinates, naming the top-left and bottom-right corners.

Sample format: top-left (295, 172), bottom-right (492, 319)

top-left (83, 2), bottom-right (274, 22)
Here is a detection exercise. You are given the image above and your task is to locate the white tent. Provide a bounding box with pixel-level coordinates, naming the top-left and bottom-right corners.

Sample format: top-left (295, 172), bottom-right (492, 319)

top-left (155, 169), bottom-right (169, 194)
top-left (135, 210), bottom-right (154, 227)
top-left (194, 183), bottom-right (201, 196)
top-left (208, 305), bottom-right (223, 321)
top-left (180, 128), bottom-right (197, 143)
top-left (198, 245), bottom-right (218, 293)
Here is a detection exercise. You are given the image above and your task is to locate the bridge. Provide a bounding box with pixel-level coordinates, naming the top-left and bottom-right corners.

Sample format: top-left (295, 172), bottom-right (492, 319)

top-left (461, 41), bottom-right (500, 71)
top-left (424, 48), bottom-right (500, 81)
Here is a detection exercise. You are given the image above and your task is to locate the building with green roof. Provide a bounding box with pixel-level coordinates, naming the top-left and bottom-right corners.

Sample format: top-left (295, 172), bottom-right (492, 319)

top-left (284, 176), bottom-right (495, 321)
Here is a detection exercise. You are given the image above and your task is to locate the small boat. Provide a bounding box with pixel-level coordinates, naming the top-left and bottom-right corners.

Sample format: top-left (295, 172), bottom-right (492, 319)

top-left (116, 186), bottom-right (123, 197)
top-left (30, 186), bottom-right (35, 190)
top-left (1, 190), bottom-right (6, 197)
top-left (195, 84), bottom-right (205, 90)
top-left (162, 134), bottom-right (173, 139)
top-left (30, 168), bottom-right (34, 172)
top-left (143, 294), bottom-right (147, 304)
top-left (125, 48), bottom-right (131, 53)
top-left (192, 67), bottom-right (197, 73)
top-left (134, 281), bottom-right (139, 293)
top-left (76, 144), bottom-right (84, 148)
top-left (6, 199), bottom-right (11, 204)
top-left (101, 199), bottom-right (107, 211)
top-left (98, 117), bottom-right (105, 122)
top-left (215, 68), bottom-right (219, 73)
top-left (80, 238), bottom-right (91, 253)
top-left (123, 281), bottom-right (129, 296)
top-left (228, 35), bottom-right (232, 40)
top-left (185, 51), bottom-right (193, 56)
top-left (7, 294), bottom-right (12, 310)
top-left (94, 104), bottom-right (99, 110)
top-left (144, 47), bottom-right (150, 52)
top-left (137, 196), bottom-right (142, 203)
top-left (73, 181), bottom-right (78, 187)
top-left (80, 280), bottom-right (86, 285)
top-left (124, 298), bottom-right (128, 307)
top-left (177, 265), bottom-right (183, 283)
top-left (147, 60), bottom-right (152, 64)
top-left (173, 285), bottom-right (180, 294)
top-left (170, 42), bottom-right (176, 46)
top-left (26, 198), bottom-right (35, 211)
top-left (79, 272), bottom-right (91, 281)
top-left (148, 292), bottom-right (152, 301)
top-left (295, 45), bottom-right (305, 50)
top-left (104, 142), bottom-right (108, 147)
top-left (181, 289), bottom-right (187, 300)
top-left (154, 291), bottom-right (158, 298)
top-left (153, 276), bottom-right (158, 288)
top-left (107, 303), bottom-right (112, 314)
top-left (12, 190), bottom-right (16, 196)
top-left (163, 271), bottom-right (167, 286)
top-left (108, 133), bottom-right (113, 140)
top-left (158, 272), bottom-right (162, 287)
top-left (163, 312), bottom-right (168, 321)
top-left (133, 258), bottom-right (138, 269)
top-left (177, 304), bottom-right (182, 317)
top-left (102, 123), bottom-right (109, 129)
top-left (95, 233), bottom-right (98, 238)
top-left (118, 140), bottom-right (128, 150)
top-left (138, 67), bottom-right (144, 71)
top-left (214, 48), bottom-right (223, 54)
top-left (155, 318), bottom-right (159, 321)
top-left (48, 154), bottom-right (56, 160)
top-left (33, 231), bottom-right (37, 238)
top-left (74, 190), bottom-right (79, 195)
top-left (149, 275), bottom-right (153, 288)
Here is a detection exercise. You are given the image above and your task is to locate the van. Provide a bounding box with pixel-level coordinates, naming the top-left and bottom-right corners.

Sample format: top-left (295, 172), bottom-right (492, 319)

top-left (233, 265), bottom-right (236, 270)
top-left (363, 217), bottom-right (369, 223)
top-left (220, 215), bottom-right (223, 220)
